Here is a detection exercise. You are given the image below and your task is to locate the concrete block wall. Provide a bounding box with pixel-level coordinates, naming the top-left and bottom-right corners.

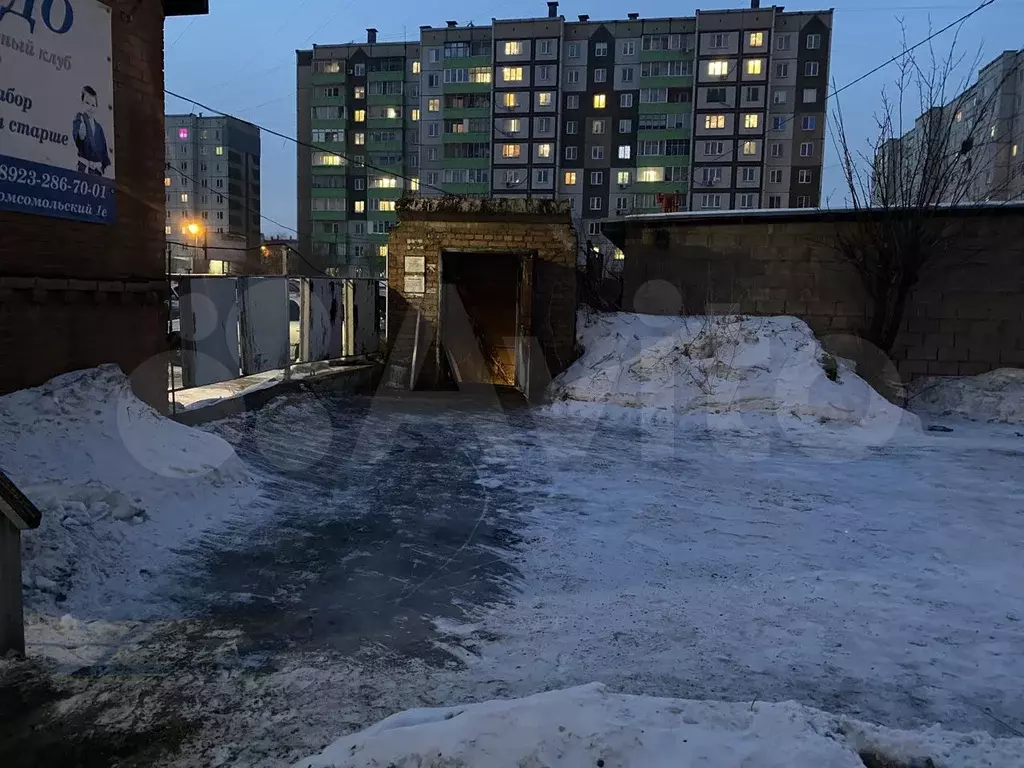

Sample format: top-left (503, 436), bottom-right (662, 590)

top-left (618, 209), bottom-right (1024, 381)
top-left (0, 0), bottom-right (168, 407)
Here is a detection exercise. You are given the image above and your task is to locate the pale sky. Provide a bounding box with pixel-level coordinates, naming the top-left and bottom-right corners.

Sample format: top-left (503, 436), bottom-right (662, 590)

top-left (164, 0), bottom-right (1023, 235)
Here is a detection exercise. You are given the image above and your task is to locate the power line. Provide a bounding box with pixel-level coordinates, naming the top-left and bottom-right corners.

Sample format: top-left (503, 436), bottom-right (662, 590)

top-left (693, 0), bottom-right (1000, 174)
top-left (165, 88), bottom-right (453, 197)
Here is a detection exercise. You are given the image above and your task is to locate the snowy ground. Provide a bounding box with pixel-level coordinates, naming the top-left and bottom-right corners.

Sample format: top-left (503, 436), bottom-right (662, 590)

top-left (0, 365), bottom-right (261, 619)
top-left (297, 683), bottom-right (1024, 768)
top-left (4, 320), bottom-right (1023, 766)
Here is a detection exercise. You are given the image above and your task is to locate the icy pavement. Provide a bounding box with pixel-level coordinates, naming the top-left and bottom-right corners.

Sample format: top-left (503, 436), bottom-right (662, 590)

top-left (5, 382), bottom-right (1024, 765)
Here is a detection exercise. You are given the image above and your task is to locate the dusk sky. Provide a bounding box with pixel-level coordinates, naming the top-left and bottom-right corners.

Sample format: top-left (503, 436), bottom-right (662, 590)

top-left (164, 0), bottom-right (1021, 237)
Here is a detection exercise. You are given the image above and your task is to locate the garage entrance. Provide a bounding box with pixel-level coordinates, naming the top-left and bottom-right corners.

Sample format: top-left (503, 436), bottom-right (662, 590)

top-left (441, 252), bottom-right (522, 388)
top-left (384, 197), bottom-right (578, 402)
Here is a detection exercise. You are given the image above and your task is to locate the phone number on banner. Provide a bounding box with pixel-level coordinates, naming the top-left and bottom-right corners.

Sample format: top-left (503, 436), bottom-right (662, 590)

top-left (0, 156), bottom-right (116, 224)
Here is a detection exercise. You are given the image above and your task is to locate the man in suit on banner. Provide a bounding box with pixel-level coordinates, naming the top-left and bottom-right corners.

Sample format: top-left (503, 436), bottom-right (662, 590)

top-left (73, 86), bottom-right (111, 177)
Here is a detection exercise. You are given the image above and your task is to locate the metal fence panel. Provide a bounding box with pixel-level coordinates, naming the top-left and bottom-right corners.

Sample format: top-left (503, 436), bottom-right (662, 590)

top-left (238, 277), bottom-right (289, 375)
top-left (304, 278), bottom-right (343, 362)
top-left (351, 279), bottom-right (379, 356)
top-left (179, 276), bottom-right (240, 387)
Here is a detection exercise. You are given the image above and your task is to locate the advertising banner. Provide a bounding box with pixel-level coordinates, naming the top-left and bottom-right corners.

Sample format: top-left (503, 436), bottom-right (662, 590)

top-left (0, 0), bottom-right (116, 224)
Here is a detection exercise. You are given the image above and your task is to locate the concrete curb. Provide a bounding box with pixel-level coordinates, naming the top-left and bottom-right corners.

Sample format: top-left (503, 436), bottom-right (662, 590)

top-left (170, 364), bottom-right (382, 426)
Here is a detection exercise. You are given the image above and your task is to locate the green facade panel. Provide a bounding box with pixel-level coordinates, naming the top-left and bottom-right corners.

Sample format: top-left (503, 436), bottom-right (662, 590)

top-left (639, 75), bottom-right (694, 88)
top-left (311, 188), bottom-right (347, 198)
top-left (637, 129), bottom-right (692, 140)
top-left (443, 157), bottom-right (490, 169)
top-left (440, 182), bottom-right (489, 195)
top-left (367, 70), bottom-right (404, 81)
top-left (443, 81), bottom-right (491, 94)
top-left (311, 72), bottom-right (346, 85)
top-left (444, 107), bottom-right (491, 119)
top-left (443, 131), bottom-right (489, 143)
top-left (368, 94), bottom-right (404, 105)
top-left (639, 50), bottom-right (694, 62)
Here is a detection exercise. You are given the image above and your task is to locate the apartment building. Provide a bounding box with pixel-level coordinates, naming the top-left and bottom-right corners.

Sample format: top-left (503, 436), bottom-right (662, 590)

top-left (875, 50), bottom-right (1024, 205)
top-left (297, 32), bottom-right (420, 277)
top-left (296, 2), bottom-right (833, 274)
top-left (165, 115), bottom-right (261, 274)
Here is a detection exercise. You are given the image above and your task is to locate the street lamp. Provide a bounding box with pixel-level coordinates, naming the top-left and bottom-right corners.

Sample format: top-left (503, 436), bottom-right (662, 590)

top-left (185, 222), bottom-right (208, 272)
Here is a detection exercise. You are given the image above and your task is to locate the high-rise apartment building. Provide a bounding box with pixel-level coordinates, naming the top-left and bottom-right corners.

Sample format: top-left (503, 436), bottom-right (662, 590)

top-left (875, 50), bottom-right (1023, 205)
top-left (165, 115), bottom-right (261, 274)
top-left (296, 2), bottom-right (833, 276)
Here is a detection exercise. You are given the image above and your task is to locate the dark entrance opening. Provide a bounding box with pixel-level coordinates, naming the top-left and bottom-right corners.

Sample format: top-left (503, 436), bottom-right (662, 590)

top-left (441, 251), bottom-right (521, 388)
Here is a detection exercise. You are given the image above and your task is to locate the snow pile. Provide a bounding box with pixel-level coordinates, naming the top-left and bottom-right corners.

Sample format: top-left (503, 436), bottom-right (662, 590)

top-left (295, 683), bottom-right (1024, 768)
top-left (909, 368), bottom-right (1024, 424)
top-left (550, 312), bottom-right (907, 429)
top-left (0, 365), bottom-right (257, 617)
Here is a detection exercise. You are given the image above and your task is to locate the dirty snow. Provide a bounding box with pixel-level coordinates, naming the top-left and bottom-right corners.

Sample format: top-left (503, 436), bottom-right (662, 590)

top-left (909, 368), bottom-right (1024, 424)
top-left (550, 312), bottom-right (910, 434)
top-left (295, 683), bottom-right (1024, 768)
top-left (0, 365), bottom-right (259, 618)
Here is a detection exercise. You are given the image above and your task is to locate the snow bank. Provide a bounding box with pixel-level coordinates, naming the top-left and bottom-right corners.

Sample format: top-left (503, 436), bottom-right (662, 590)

top-left (0, 365), bottom-right (257, 617)
top-left (295, 683), bottom-right (1024, 768)
top-left (549, 312), bottom-right (907, 430)
top-left (909, 368), bottom-right (1024, 424)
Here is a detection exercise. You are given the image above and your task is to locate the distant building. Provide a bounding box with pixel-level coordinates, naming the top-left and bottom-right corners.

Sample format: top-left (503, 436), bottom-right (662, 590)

top-left (164, 114), bottom-right (262, 274)
top-left (296, 2), bottom-right (834, 273)
top-left (874, 50), bottom-right (1024, 205)
top-left (259, 237), bottom-right (299, 274)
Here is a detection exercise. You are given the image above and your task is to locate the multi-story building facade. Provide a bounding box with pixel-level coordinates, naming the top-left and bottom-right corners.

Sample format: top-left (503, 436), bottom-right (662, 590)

top-left (296, 2), bottom-right (833, 275)
top-left (165, 115), bottom-right (261, 274)
top-left (875, 50), bottom-right (1023, 205)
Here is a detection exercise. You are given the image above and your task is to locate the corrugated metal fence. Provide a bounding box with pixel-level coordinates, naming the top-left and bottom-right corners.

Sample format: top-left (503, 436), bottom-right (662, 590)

top-left (176, 276), bottom-right (383, 389)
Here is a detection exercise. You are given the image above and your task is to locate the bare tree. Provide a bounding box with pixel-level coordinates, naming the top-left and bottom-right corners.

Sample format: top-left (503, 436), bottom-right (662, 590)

top-left (829, 24), bottom-right (1022, 355)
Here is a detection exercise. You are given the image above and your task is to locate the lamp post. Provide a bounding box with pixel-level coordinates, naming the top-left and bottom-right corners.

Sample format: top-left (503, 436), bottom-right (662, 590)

top-left (186, 222), bottom-right (208, 273)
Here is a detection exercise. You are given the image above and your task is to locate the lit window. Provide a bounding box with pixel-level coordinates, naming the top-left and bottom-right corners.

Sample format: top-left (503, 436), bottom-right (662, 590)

top-left (707, 61), bottom-right (728, 77)
top-left (354, 110), bottom-right (366, 122)
top-left (354, 200), bottom-right (365, 212)
top-left (178, 128), bottom-right (189, 140)
top-left (638, 167), bottom-right (664, 183)
top-left (749, 31), bottom-right (763, 47)
top-left (180, 193), bottom-right (189, 202)
top-left (504, 41), bottom-right (523, 55)
top-left (705, 114), bottom-right (726, 129)
top-left (593, 93), bottom-right (606, 109)
top-left (504, 118), bottom-right (520, 132)
top-left (377, 199), bottom-right (397, 212)
top-left (412, 61), bottom-right (421, 74)
top-left (1013, 144), bottom-right (1019, 157)
top-left (427, 98), bottom-right (440, 113)
top-left (165, 225), bottom-right (172, 235)
top-left (503, 66), bottom-right (524, 82)
top-left (990, 125), bottom-right (997, 138)
top-left (378, 244), bottom-right (389, 257)
top-left (742, 140), bottom-right (757, 155)
top-left (502, 144), bottom-right (521, 158)
top-left (564, 171), bottom-right (577, 185)
top-left (164, 177), bottom-right (171, 187)
top-left (385, 107), bottom-right (400, 119)
top-left (744, 113), bottom-right (759, 128)
top-left (411, 109), bottom-right (420, 121)
top-left (504, 92), bottom-right (517, 108)
top-left (214, 146), bottom-right (223, 156)
top-left (618, 145), bottom-right (631, 159)
top-left (617, 171), bottom-right (630, 185)
top-left (746, 59), bottom-right (763, 75)
top-left (354, 86), bottom-right (365, 99)
top-left (351, 133), bottom-right (363, 145)
top-left (538, 91), bottom-right (553, 106)
top-left (537, 143), bottom-right (552, 158)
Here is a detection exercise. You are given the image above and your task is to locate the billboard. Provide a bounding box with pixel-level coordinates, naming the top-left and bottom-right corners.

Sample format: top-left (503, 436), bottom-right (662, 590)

top-left (0, 0), bottom-right (116, 224)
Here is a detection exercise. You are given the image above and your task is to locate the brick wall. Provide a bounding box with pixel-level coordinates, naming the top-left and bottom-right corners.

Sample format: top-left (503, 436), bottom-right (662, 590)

top-left (386, 200), bottom-right (578, 394)
top-left (0, 0), bottom-right (168, 407)
top-left (611, 207), bottom-right (1024, 381)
